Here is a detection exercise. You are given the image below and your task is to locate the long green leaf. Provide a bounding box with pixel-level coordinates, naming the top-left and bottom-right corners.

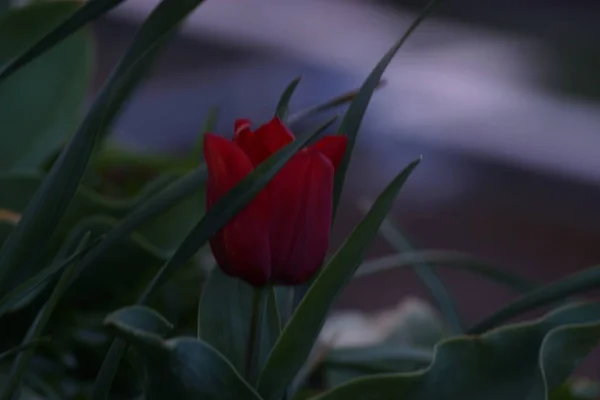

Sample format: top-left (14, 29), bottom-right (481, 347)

top-left (93, 117), bottom-right (331, 398)
top-left (0, 238), bottom-right (92, 317)
top-left (0, 0), bottom-right (205, 291)
top-left (356, 251), bottom-right (537, 292)
top-left (314, 302), bottom-right (600, 400)
top-left (332, 0), bottom-right (441, 219)
top-left (323, 344), bottom-right (433, 372)
top-left (369, 209), bottom-right (462, 333)
top-left (257, 158), bottom-right (421, 400)
top-left (0, 232), bottom-right (90, 400)
top-left (275, 76), bottom-right (302, 121)
top-left (0, 338), bottom-right (50, 362)
top-left (0, 0), bottom-right (126, 82)
top-left (197, 268), bottom-right (255, 374)
top-left (0, 1), bottom-right (92, 170)
top-left (288, 81), bottom-right (386, 125)
top-left (469, 264), bottom-right (600, 334)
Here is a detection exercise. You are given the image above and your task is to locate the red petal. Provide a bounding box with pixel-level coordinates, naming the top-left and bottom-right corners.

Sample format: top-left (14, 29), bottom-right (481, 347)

top-left (311, 135), bottom-right (348, 170)
top-left (203, 133), bottom-right (271, 286)
top-left (234, 119), bottom-right (252, 140)
top-left (254, 117), bottom-right (295, 153)
top-left (233, 128), bottom-right (272, 166)
top-left (267, 148), bottom-right (334, 285)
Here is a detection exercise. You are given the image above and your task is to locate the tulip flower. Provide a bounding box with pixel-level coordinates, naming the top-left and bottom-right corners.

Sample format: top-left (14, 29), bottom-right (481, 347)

top-left (203, 117), bottom-right (347, 287)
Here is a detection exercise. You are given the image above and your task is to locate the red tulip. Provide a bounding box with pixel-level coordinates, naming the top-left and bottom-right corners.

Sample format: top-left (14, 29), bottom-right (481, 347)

top-left (204, 117), bottom-right (347, 287)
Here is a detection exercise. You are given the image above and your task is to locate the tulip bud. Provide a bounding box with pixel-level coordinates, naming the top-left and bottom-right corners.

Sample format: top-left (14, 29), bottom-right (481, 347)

top-left (203, 117), bottom-right (347, 286)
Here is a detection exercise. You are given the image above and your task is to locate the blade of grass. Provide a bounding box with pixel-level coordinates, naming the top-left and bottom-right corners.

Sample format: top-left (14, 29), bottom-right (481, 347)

top-left (287, 80), bottom-right (386, 125)
top-left (0, 0), bottom-right (207, 291)
top-left (0, 233), bottom-right (90, 400)
top-left (0, 238), bottom-right (94, 317)
top-left (191, 105), bottom-right (220, 162)
top-left (469, 264), bottom-right (600, 334)
top-left (360, 202), bottom-right (462, 333)
top-left (275, 76), bottom-right (302, 121)
top-left (0, 338), bottom-right (51, 362)
top-left (91, 117), bottom-right (333, 399)
top-left (356, 251), bottom-right (537, 292)
top-left (332, 0), bottom-right (442, 220)
top-left (0, 0), bottom-right (127, 82)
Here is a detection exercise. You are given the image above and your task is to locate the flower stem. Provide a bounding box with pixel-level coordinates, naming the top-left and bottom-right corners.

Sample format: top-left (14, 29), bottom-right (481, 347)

top-left (246, 286), bottom-right (268, 384)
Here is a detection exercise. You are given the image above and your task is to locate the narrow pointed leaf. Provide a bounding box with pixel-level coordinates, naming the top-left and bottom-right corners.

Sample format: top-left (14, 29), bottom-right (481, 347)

top-left (288, 81), bottom-right (386, 125)
top-left (275, 76), bottom-right (302, 121)
top-left (257, 158), bottom-right (421, 400)
top-left (469, 264), bottom-right (600, 334)
top-left (0, 239), bottom-right (91, 317)
top-left (356, 251), bottom-right (537, 292)
top-left (370, 210), bottom-right (462, 333)
top-left (332, 0), bottom-right (441, 218)
top-left (0, 0), bottom-right (127, 82)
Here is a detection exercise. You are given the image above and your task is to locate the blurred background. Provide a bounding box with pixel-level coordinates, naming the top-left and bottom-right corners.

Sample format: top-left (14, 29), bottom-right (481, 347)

top-left (92, 0), bottom-right (600, 327)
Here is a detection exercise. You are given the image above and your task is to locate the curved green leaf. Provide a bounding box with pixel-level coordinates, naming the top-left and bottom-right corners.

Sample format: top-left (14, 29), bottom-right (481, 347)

top-left (0, 2), bottom-right (92, 170)
top-left (370, 210), bottom-right (462, 333)
top-left (275, 76), bottom-right (302, 121)
top-left (313, 302), bottom-right (600, 400)
top-left (332, 0), bottom-right (442, 217)
top-left (0, 0), bottom-right (125, 82)
top-left (106, 307), bottom-right (262, 400)
top-left (257, 158), bottom-right (421, 400)
top-left (288, 82), bottom-right (386, 125)
top-left (469, 264), bottom-right (600, 334)
top-left (356, 251), bottom-right (537, 292)
top-left (106, 306), bottom-right (173, 339)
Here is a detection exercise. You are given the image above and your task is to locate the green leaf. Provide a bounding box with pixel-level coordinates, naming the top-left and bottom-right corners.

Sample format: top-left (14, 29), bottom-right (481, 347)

top-left (0, 0), bottom-right (206, 291)
top-left (0, 238), bottom-right (91, 317)
top-left (257, 158), bottom-right (421, 400)
top-left (356, 250), bottom-right (537, 292)
top-left (469, 264), bottom-right (600, 334)
top-left (368, 209), bottom-right (462, 333)
top-left (0, 338), bottom-right (50, 362)
top-left (105, 306), bottom-right (174, 339)
top-left (313, 302), bottom-right (600, 400)
top-left (191, 105), bottom-right (220, 163)
top-left (0, 0), bottom-right (126, 82)
top-left (0, 1), bottom-right (92, 170)
top-left (198, 268), bottom-right (255, 373)
top-left (0, 232), bottom-right (90, 400)
top-left (332, 0), bottom-right (441, 218)
top-left (288, 82), bottom-right (386, 125)
top-left (324, 344), bottom-right (433, 373)
top-left (93, 116), bottom-right (330, 397)
top-left (275, 76), bottom-right (302, 121)
top-left (105, 307), bottom-right (262, 400)
top-left (198, 271), bottom-right (280, 378)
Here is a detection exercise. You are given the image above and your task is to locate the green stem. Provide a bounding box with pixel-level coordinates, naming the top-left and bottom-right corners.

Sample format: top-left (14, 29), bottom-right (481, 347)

top-left (246, 286), bottom-right (268, 384)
